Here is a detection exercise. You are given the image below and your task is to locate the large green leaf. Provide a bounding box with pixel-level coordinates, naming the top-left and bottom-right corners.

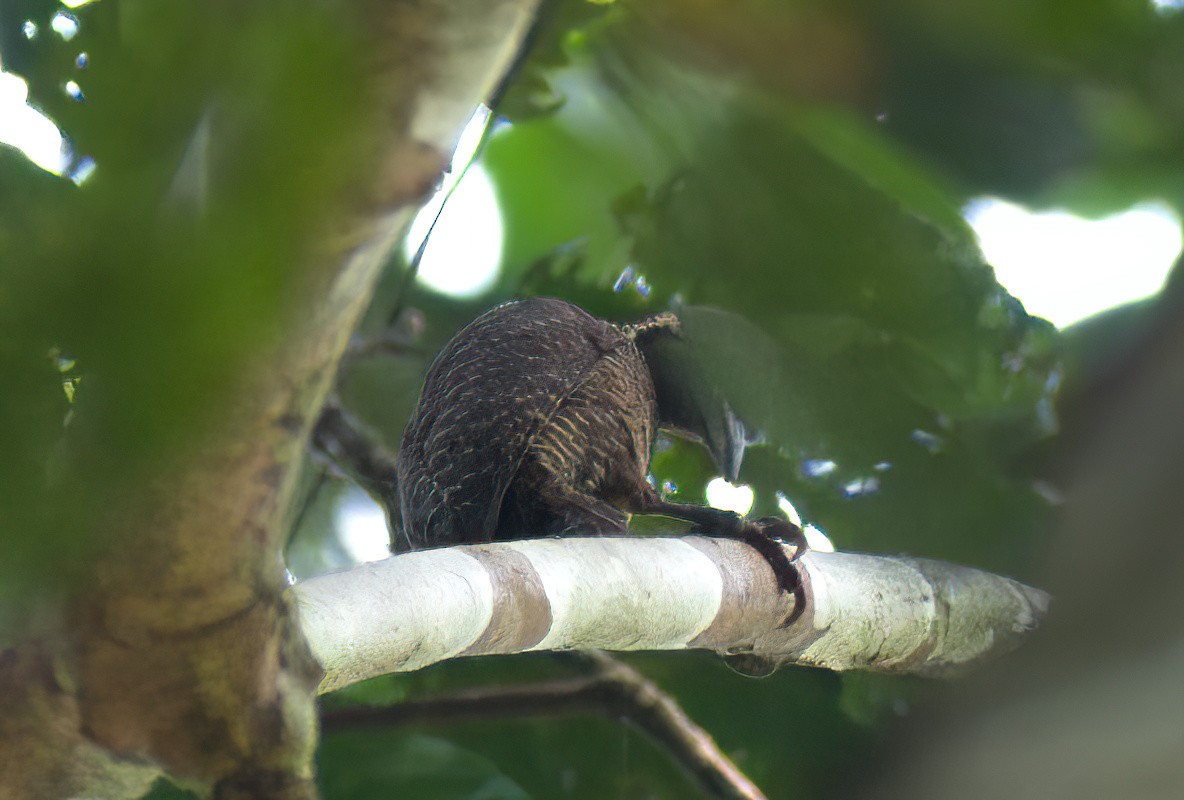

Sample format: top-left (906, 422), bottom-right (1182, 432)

top-left (319, 731), bottom-right (530, 800)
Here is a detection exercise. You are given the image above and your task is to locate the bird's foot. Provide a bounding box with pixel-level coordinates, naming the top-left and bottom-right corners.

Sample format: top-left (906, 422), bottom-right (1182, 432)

top-left (734, 517), bottom-right (808, 626)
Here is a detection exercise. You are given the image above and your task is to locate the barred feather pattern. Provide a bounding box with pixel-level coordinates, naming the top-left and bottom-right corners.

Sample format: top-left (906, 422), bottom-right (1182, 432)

top-left (395, 297), bottom-right (655, 549)
top-left (499, 338), bottom-right (658, 538)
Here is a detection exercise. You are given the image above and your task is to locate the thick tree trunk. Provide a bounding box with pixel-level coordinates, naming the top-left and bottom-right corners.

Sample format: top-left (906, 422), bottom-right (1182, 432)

top-left (0, 2), bottom-right (540, 797)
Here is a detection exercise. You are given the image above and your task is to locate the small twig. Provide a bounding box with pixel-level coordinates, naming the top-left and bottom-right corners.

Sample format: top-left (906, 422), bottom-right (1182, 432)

top-left (343, 307), bottom-right (428, 362)
top-left (320, 653), bottom-right (767, 800)
top-left (582, 652), bottom-right (767, 800)
top-left (310, 401), bottom-right (399, 513)
top-left (320, 676), bottom-right (604, 729)
top-left (344, 331), bottom-right (423, 362)
top-left (386, 105), bottom-right (496, 327)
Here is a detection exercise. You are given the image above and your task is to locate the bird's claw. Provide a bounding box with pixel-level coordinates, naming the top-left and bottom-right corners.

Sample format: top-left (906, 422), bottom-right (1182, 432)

top-left (738, 517), bottom-right (808, 626)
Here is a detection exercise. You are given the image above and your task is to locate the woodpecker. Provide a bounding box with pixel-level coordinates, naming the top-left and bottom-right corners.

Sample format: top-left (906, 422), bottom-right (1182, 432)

top-left (394, 297), bottom-right (804, 602)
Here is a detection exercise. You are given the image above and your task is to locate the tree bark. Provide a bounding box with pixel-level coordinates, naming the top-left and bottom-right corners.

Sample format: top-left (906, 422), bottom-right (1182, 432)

top-left (0, 2), bottom-right (540, 797)
top-left (294, 536), bottom-right (1048, 692)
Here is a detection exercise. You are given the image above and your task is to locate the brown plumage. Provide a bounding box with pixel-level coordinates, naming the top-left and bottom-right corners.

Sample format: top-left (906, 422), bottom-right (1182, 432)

top-left (395, 297), bottom-right (652, 547)
top-left (394, 297), bottom-right (803, 604)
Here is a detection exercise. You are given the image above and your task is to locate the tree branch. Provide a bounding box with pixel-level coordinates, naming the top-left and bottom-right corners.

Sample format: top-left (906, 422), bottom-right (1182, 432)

top-left (311, 401), bottom-right (400, 512)
top-left (293, 536), bottom-right (1049, 692)
top-left (321, 651), bottom-right (767, 800)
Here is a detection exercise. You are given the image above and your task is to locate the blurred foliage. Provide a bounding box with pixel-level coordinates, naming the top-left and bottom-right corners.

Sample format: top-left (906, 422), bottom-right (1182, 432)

top-left (307, 2), bottom-right (1184, 798)
top-left (5, 0), bottom-right (1184, 798)
top-left (0, 0), bottom-right (371, 635)
top-left (318, 731), bottom-right (532, 800)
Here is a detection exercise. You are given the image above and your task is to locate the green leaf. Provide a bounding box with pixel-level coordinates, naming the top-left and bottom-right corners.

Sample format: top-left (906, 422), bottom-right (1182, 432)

top-left (319, 731), bottom-right (530, 800)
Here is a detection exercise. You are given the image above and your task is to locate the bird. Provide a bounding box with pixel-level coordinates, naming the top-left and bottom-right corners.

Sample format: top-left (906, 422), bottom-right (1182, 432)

top-left (393, 296), bottom-right (804, 600)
